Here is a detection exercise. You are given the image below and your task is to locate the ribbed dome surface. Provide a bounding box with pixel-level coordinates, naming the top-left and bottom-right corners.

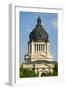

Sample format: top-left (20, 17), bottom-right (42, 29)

top-left (29, 17), bottom-right (49, 42)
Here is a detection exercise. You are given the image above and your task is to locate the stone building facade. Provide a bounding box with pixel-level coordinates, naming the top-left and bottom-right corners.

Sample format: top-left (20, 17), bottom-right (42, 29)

top-left (21, 17), bottom-right (56, 76)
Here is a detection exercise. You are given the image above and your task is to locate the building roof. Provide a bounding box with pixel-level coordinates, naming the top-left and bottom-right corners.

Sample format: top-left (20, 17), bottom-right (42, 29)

top-left (28, 60), bottom-right (57, 64)
top-left (29, 17), bottom-right (49, 42)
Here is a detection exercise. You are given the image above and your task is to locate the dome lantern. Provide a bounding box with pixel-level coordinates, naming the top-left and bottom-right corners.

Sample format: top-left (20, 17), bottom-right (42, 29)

top-left (37, 16), bottom-right (41, 25)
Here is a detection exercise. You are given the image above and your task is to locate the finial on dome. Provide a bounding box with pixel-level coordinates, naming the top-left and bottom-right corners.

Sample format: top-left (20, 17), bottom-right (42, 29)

top-left (37, 16), bottom-right (41, 25)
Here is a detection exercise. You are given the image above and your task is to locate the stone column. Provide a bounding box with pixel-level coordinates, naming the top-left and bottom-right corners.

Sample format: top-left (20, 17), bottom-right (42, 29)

top-left (45, 43), bottom-right (47, 55)
top-left (31, 41), bottom-right (34, 55)
top-left (47, 42), bottom-right (50, 55)
top-left (28, 43), bottom-right (30, 54)
top-left (43, 44), bottom-right (45, 53)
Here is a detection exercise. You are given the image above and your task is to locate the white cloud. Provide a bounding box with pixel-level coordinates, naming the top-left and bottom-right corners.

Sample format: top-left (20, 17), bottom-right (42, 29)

top-left (50, 18), bottom-right (58, 29)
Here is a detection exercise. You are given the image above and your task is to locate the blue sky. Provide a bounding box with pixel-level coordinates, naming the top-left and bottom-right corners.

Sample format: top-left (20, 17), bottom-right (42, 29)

top-left (20, 12), bottom-right (58, 63)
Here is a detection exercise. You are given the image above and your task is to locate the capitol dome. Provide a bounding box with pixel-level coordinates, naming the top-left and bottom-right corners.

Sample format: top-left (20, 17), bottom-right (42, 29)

top-left (29, 17), bottom-right (49, 42)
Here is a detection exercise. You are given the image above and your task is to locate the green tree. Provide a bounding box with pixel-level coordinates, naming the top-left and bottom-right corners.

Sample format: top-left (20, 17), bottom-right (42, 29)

top-left (20, 67), bottom-right (38, 78)
top-left (52, 63), bottom-right (58, 76)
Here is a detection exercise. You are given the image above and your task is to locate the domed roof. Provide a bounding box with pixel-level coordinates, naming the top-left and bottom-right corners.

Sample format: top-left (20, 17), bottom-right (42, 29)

top-left (29, 17), bottom-right (49, 42)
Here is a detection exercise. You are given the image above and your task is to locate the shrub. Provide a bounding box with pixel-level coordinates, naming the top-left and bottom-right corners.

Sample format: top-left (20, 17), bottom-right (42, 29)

top-left (52, 63), bottom-right (58, 76)
top-left (20, 67), bottom-right (38, 78)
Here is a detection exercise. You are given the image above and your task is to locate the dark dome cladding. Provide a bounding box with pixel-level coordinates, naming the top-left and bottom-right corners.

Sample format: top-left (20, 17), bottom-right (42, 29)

top-left (29, 17), bottom-right (49, 42)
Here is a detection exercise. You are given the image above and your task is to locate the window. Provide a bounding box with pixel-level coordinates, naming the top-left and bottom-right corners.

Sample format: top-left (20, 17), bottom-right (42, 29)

top-left (35, 44), bottom-right (36, 52)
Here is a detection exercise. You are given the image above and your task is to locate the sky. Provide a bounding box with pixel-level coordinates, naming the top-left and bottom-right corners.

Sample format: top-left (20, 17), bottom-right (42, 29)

top-left (20, 12), bottom-right (58, 63)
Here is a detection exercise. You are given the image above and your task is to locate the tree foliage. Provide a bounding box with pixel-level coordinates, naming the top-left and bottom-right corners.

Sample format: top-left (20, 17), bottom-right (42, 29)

top-left (20, 67), bottom-right (38, 78)
top-left (52, 63), bottom-right (58, 76)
